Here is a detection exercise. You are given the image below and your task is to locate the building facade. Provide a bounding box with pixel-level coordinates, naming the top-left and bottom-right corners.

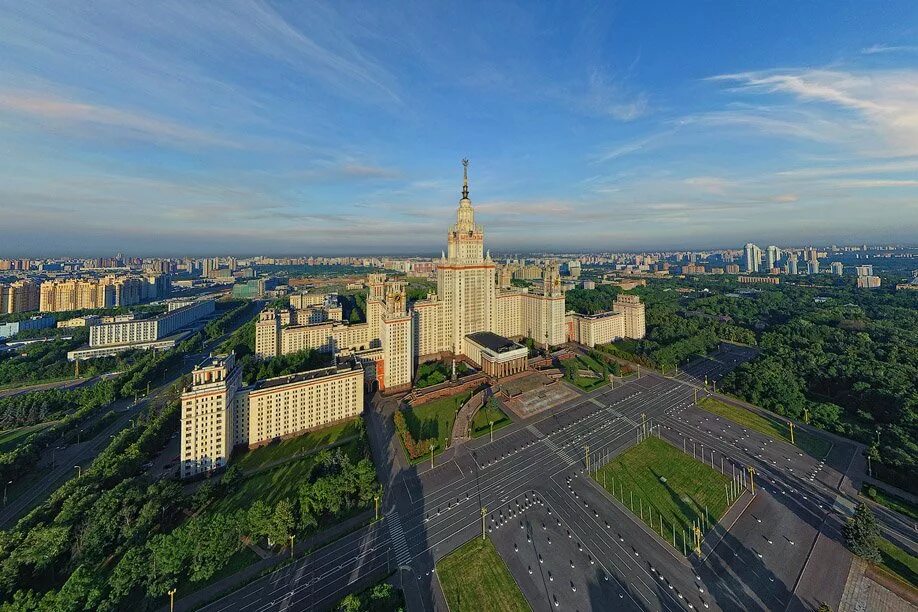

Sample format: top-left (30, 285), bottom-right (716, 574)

top-left (255, 162), bottom-right (569, 391)
top-left (565, 294), bottom-right (646, 347)
top-left (88, 299), bottom-right (215, 347)
top-left (0, 280), bottom-right (40, 314)
top-left (180, 353), bottom-right (364, 479)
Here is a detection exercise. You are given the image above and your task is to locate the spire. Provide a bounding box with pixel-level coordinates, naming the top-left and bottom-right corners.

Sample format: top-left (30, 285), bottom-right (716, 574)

top-left (461, 158), bottom-right (469, 199)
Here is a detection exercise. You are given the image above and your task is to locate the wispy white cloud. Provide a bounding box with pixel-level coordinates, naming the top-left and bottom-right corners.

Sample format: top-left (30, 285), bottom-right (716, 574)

top-left (0, 89), bottom-right (234, 147)
top-left (708, 69), bottom-right (918, 155)
top-left (862, 44), bottom-right (918, 55)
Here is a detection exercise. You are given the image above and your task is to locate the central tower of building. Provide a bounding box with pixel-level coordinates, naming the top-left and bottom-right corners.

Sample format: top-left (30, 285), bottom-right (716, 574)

top-left (437, 160), bottom-right (496, 355)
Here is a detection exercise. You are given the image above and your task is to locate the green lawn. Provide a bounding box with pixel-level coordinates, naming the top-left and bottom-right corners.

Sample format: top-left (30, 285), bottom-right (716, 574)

top-left (698, 397), bottom-right (832, 460)
top-left (437, 537), bottom-right (530, 612)
top-left (570, 355), bottom-right (608, 391)
top-left (211, 438), bottom-right (363, 513)
top-left (0, 422), bottom-right (54, 452)
top-left (471, 401), bottom-right (511, 438)
top-left (233, 418), bottom-right (361, 472)
top-left (862, 484), bottom-right (918, 522)
top-left (402, 391), bottom-right (471, 459)
top-left (877, 537), bottom-right (918, 591)
top-left (593, 436), bottom-right (732, 554)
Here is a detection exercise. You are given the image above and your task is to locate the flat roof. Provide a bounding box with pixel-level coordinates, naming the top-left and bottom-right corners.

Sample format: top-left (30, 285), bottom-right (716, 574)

top-left (247, 358), bottom-right (362, 391)
top-left (466, 331), bottom-right (522, 354)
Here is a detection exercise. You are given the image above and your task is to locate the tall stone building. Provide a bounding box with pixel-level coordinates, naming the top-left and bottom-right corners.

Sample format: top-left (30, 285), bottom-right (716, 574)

top-left (180, 353), bottom-right (364, 478)
top-left (256, 161), bottom-right (569, 391)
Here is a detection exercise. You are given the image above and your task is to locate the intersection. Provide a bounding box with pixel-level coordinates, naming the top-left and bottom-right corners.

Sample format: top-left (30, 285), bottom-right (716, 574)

top-left (195, 349), bottom-right (898, 612)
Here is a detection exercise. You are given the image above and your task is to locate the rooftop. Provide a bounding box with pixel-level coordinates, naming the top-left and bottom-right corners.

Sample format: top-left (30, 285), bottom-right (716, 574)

top-left (466, 331), bottom-right (522, 354)
top-left (247, 357), bottom-right (362, 391)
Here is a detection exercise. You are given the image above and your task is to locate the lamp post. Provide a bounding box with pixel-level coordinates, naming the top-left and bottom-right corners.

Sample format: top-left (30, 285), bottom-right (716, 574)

top-left (3, 480), bottom-right (11, 507)
top-left (374, 495), bottom-right (380, 522)
top-left (481, 506), bottom-right (487, 540)
top-left (74, 465), bottom-right (81, 479)
top-left (584, 445), bottom-right (590, 471)
top-left (430, 443), bottom-right (436, 469)
top-left (289, 534), bottom-right (295, 559)
top-left (489, 420), bottom-right (494, 443)
top-left (788, 420), bottom-right (795, 445)
top-left (168, 588), bottom-right (176, 612)
top-left (747, 466), bottom-right (757, 495)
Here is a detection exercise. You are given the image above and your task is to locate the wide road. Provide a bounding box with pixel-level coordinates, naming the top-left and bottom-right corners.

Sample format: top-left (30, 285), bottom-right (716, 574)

top-left (192, 351), bottom-right (912, 612)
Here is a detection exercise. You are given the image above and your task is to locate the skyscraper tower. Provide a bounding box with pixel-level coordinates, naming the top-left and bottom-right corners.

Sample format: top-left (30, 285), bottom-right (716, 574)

top-left (744, 243), bottom-right (762, 273)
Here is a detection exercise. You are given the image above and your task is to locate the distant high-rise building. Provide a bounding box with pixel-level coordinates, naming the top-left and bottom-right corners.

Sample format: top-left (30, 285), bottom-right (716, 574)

top-left (855, 265), bottom-right (873, 277)
top-left (857, 275), bottom-right (881, 289)
top-left (807, 259), bottom-right (820, 275)
top-left (743, 243), bottom-right (762, 273)
top-left (765, 245), bottom-right (782, 271)
top-left (830, 262), bottom-right (844, 276)
top-left (785, 255), bottom-right (799, 275)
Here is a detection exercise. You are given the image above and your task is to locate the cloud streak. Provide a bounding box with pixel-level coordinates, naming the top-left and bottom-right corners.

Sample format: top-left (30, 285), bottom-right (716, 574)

top-left (0, 89), bottom-right (234, 147)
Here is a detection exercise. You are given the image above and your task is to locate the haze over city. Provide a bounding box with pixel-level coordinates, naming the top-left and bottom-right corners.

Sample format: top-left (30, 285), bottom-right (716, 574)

top-left (2, 1), bottom-right (917, 256)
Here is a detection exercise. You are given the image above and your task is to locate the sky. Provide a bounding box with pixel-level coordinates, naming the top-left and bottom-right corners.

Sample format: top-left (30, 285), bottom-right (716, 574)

top-left (1, 1), bottom-right (917, 257)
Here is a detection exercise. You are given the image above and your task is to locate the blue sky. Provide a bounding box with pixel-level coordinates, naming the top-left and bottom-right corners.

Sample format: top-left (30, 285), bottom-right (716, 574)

top-left (1, 1), bottom-right (917, 256)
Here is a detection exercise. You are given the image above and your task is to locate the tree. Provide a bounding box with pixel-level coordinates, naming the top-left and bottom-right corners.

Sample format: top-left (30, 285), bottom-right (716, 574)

top-left (843, 502), bottom-right (882, 563)
top-left (338, 593), bottom-right (362, 612)
top-left (268, 499), bottom-right (295, 547)
top-left (247, 500), bottom-right (273, 540)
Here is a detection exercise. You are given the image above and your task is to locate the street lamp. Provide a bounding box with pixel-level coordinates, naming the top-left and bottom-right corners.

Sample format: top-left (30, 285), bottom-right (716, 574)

top-left (788, 420), bottom-right (795, 445)
top-left (481, 506), bottom-right (487, 540)
top-left (74, 465), bottom-right (82, 479)
top-left (374, 495), bottom-right (380, 522)
top-left (3, 480), bottom-right (12, 507)
top-left (747, 466), bottom-right (757, 495)
top-left (489, 420), bottom-right (494, 443)
top-left (289, 534), bottom-right (295, 559)
top-left (584, 445), bottom-right (590, 471)
top-left (168, 588), bottom-right (176, 612)
top-left (430, 443), bottom-right (437, 469)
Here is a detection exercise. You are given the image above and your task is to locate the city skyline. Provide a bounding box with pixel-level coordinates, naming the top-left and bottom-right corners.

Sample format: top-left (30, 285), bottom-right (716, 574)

top-left (2, 2), bottom-right (918, 255)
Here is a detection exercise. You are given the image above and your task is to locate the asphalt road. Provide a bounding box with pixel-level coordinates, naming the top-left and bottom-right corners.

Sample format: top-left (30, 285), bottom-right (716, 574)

top-left (190, 345), bottom-right (914, 612)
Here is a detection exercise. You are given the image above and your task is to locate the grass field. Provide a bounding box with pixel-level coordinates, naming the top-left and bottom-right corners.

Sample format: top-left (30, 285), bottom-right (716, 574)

top-left (877, 537), bottom-right (918, 591)
top-left (403, 391), bottom-right (471, 458)
top-left (0, 422), bottom-right (54, 452)
top-left (593, 436), bottom-right (732, 554)
top-left (862, 484), bottom-right (918, 522)
top-left (570, 355), bottom-right (608, 391)
top-left (437, 537), bottom-right (530, 612)
top-left (471, 400), bottom-right (511, 438)
top-left (698, 397), bottom-right (831, 460)
top-left (233, 418), bottom-right (360, 472)
top-left (211, 437), bottom-right (364, 513)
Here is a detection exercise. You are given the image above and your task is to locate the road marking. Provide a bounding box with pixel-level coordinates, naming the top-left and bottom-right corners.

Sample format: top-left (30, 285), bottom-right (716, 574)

top-left (386, 511), bottom-right (412, 566)
top-left (544, 436), bottom-right (577, 465)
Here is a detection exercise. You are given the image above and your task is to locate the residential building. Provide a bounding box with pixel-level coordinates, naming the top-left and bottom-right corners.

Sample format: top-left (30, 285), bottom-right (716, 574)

top-left (856, 275), bottom-right (881, 289)
top-left (0, 315), bottom-right (55, 340)
top-left (565, 294), bottom-right (646, 347)
top-left (180, 353), bottom-right (364, 479)
top-left (830, 262), bottom-right (844, 276)
top-left (743, 243), bottom-right (762, 273)
top-left (0, 280), bottom-right (40, 314)
top-left (738, 275), bottom-right (780, 285)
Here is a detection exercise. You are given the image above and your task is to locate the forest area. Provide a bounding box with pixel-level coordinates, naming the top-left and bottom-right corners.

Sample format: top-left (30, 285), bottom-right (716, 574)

top-left (573, 277), bottom-right (917, 493)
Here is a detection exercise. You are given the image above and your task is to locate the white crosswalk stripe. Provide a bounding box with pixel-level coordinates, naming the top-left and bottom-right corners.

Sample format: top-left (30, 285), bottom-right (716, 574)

top-left (526, 424), bottom-right (545, 439)
top-left (543, 436), bottom-right (576, 465)
top-left (386, 511), bottom-right (412, 566)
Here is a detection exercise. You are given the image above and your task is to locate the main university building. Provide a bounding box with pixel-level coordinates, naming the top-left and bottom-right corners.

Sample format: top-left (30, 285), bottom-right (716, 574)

top-left (180, 164), bottom-right (645, 478)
